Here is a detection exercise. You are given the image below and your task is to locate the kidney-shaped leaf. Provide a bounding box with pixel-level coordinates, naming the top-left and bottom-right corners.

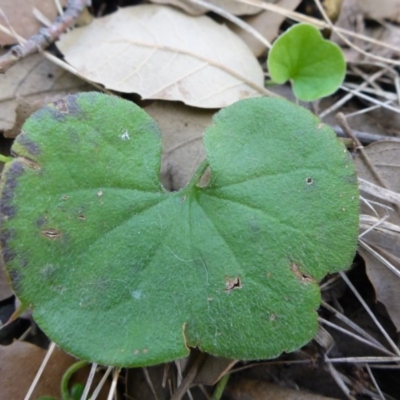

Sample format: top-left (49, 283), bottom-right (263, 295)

top-left (267, 24), bottom-right (346, 101)
top-left (0, 93), bottom-right (359, 367)
top-left (56, 5), bottom-right (265, 108)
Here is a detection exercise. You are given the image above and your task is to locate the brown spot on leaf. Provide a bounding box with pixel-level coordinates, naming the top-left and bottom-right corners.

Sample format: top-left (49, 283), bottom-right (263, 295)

top-left (16, 156), bottom-right (40, 170)
top-left (290, 263), bottom-right (316, 284)
top-left (78, 214), bottom-right (86, 220)
top-left (41, 228), bottom-right (62, 240)
top-left (0, 229), bottom-right (15, 262)
top-left (225, 277), bottom-right (242, 293)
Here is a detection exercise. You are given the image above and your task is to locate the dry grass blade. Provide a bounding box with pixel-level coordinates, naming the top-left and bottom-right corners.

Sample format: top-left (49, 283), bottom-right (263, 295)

top-left (24, 342), bottom-right (56, 400)
top-left (80, 362), bottom-right (98, 400)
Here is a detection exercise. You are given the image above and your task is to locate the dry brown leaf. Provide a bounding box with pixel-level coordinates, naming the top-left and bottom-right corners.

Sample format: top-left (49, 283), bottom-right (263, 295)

top-left (145, 100), bottom-right (214, 190)
top-left (57, 5), bottom-right (266, 108)
top-left (149, 0), bottom-right (262, 16)
top-left (0, 341), bottom-right (111, 399)
top-left (356, 0), bottom-right (400, 22)
top-left (355, 141), bottom-right (400, 331)
top-left (225, 379), bottom-right (340, 400)
top-left (229, 0), bottom-right (302, 57)
top-left (0, 52), bottom-right (91, 135)
top-left (0, 0), bottom-right (67, 45)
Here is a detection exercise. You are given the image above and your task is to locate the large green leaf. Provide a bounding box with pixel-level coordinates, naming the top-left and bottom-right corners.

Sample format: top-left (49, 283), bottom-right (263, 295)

top-left (0, 93), bottom-right (359, 367)
top-left (267, 23), bottom-right (346, 101)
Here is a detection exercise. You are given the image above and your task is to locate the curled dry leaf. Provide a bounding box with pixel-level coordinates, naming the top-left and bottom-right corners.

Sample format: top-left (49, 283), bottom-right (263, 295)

top-left (56, 5), bottom-right (266, 108)
top-left (0, 52), bottom-right (91, 136)
top-left (355, 141), bottom-right (400, 331)
top-left (149, 0), bottom-right (262, 16)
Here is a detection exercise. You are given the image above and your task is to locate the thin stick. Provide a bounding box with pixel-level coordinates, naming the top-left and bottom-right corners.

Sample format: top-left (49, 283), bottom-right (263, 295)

top-left (91, 366), bottom-right (113, 400)
top-left (188, 0), bottom-right (271, 48)
top-left (24, 341), bottom-right (56, 400)
top-left (365, 363), bottom-right (386, 400)
top-left (319, 317), bottom-right (394, 356)
top-left (328, 356), bottom-right (400, 363)
top-left (325, 360), bottom-right (357, 400)
top-left (80, 362), bottom-right (98, 400)
top-left (0, 0), bottom-right (89, 73)
top-left (339, 271), bottom-right (400, 356)
top-left (171, 352), bottom-right (207, 400)
top-left (106, 368), bottom-right (120, 400)
top-left (321, 301), bottom-right (387, 348)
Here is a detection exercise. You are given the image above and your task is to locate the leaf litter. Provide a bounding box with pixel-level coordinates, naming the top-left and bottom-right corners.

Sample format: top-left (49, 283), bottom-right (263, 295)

top-left (0, 0), bottom-right (400, 399)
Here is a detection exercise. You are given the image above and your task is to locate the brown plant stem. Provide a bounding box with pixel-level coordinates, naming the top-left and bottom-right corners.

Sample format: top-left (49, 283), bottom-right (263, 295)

top-left (0, 0), bottom-right (89, 73)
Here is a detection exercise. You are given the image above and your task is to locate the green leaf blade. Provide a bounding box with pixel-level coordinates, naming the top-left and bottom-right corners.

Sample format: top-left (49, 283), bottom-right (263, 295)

top-left (267, 24), bottom-right (346, 101)
top-left (0, 93), bottom-right (358, 367)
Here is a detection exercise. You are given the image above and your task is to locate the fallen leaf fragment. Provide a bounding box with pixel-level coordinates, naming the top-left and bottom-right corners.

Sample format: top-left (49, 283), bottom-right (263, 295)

top-left (355, 141), bottom-right (400, 331)
top-left (56, 5), bottom-right (266, 108)
top-left (145, 100), bottom-right (214, 190)
top-left (149, 0), bottom-right (262, 15)
top-left (0, 341), bottom-right (110, 399)
top-left (0, 52), bottom-right (91, 135)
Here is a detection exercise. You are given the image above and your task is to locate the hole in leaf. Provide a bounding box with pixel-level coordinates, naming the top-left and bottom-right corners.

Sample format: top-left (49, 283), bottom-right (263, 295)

top-left (225, 277), bottom-right (242, 292)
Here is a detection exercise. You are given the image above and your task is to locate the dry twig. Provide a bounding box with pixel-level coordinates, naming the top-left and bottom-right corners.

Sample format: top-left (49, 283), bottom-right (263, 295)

top-left (0, 0), bottom-right (89, 73)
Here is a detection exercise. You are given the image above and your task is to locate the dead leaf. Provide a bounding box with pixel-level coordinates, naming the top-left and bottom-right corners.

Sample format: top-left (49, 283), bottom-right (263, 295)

top-left (225, 379), bottom-right (340, 400)
top-left (57, 4), bottom-right (266, 108)
top-left (149, 0), bottom-right (262, 16)
top-left (0, 52), bottom-right (91, 135)
top-left (0, 0), bottom-right (67, 45)
top-left (355, 141), bottom-right (400, 331)
top-left (356, 0), bottom-right (400, 22)
top-left (0, 341), bottom-right (111, 399)
top-left (145, 100), bottom-right (214, 190)
top-left (229, 0), bottom-right (302, 57)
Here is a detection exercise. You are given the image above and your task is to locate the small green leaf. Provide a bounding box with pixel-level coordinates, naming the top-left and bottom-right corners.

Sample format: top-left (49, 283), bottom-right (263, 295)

top-left (267, 23), bottom-right (346, 101)
top-left (0, 93), bottom-right (358, 367)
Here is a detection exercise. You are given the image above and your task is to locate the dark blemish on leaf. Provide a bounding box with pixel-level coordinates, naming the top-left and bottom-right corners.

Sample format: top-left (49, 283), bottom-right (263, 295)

top-left (225, 277), bottom-right (242, 293)
top-left (36, 216), bottom-right (47, 227)
top-left (78, 214), bottom-right (86, 220)
top-left (8, 269), bottom-right (21, 292)
top-left (61, 195), bottom-right (69, 200)
top-left (0, 203), bottom-right (15, 218)
top-left (16, 134), bottom-right (40, 156)
top-left (306, 177), bottom-right (313, 185)
top-left (180, 195), bottom-right (186, 202)
top-left (290, 263), bottom-right (316, 284)
top-left (41, 228), bottom-right (62, 240)
top-left (0, 229), bottom-right (15, 262)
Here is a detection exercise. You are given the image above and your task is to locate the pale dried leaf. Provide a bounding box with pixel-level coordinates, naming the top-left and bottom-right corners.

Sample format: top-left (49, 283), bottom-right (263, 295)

top-left (57, 5), bottom-right (266, 108)
top-left (0, 341), bottom-right (110, 399)
top-left (355, 141), bottom-right (400, 331)
top-left (0, 0), bottom-right (67, 45)
top-left (356, 0), bottom-right (400, 22)
top-left (229, 0), bottom-right (302, 57)
top-left (149, 0), bottom-right (262, 16)
top-left (0, 52), bottom-right (91, 135)
top-left (145, 100), bottom-right (214, 190)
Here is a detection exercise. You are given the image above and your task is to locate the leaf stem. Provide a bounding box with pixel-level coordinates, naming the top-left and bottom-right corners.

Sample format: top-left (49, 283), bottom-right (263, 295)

top-left (211, 373), bottom-right (230, 400)
top-left (186, 159), bottom-right (209, 191)
top-left (61, 360), bottom-right (88, 400)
